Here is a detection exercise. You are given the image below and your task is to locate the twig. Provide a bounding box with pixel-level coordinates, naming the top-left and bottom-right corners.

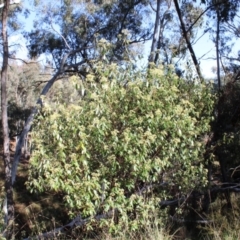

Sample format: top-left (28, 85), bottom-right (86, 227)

top-left (8, 56), bottom-right (41, 64)
top-left (198, 48), bottom-right (214, 61)
top-left (22, 210), bottom-right (116, 240)
top-left (229, 165), bottom-right (240, 178)
top-left (169, 215), bottom-right (213, 224)
top-left (50, 17), bottom-right (71, 50)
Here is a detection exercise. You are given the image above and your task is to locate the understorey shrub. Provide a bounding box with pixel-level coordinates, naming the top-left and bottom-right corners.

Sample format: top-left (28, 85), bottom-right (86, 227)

top-left (26, 64), bottom-right (215, 234)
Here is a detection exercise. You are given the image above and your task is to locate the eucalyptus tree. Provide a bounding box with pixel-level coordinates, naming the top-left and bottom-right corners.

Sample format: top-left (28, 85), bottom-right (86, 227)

top-left (1, 1), bottom-right (12, 233)
top-left (149, 0), bottom-right (162, 64)
top-left (26, 0), bottom-right (151, 74)
top-left (221, 12), bottom-right (240, 82)
top-left (148, 0), bottom-right (177, 65)
top-left (148, 0), bottom-right (207, 79)
top-left (0, 0), bottom-right (22, 236)
top-left (203, 0), bottom-right (239, 87)
top-left (173, 0), bottom-right (204, 80)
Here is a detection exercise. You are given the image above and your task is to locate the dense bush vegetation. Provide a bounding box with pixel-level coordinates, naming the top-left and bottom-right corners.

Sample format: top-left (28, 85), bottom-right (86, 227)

top-left (25, 65), bottom-right (215, 233)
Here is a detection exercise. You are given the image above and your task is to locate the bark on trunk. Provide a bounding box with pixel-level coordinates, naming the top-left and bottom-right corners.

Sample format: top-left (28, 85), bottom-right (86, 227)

top-left (1, 0), bottom-right (14, 236)
top-left (148, 0), bottom-right (161, 64)
top-left (173, 0), bottom-right (203, 80)
top-left (216, 9), bottom-right (221, 90)
top-left (154, 9), bottom-right (171, 64)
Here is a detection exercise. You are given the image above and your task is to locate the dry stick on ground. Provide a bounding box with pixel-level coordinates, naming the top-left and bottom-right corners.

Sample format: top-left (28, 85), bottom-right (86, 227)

top-left (22, 210), bottom-right (117, 240)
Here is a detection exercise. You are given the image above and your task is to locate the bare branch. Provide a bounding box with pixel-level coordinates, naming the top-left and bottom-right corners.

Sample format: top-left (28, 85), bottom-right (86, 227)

top-left (22, 210), bottom-right (117, 240)
top-left (173, 0), bottom-right (203, 80)
top-left (8, 56), bottom-right (42, 64)
top-left (198, 48), bottom-right (214, 61)
top-left (149, 0), bottom-right (156, 12)
top-left (50, 18), bottom-right (71, 50)
top-left (186, 2), bottom-right (225, 34)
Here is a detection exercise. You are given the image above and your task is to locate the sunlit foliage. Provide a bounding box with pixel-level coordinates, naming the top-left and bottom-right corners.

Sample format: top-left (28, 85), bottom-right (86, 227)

top-left (26, 65), bottom-right (214, 233)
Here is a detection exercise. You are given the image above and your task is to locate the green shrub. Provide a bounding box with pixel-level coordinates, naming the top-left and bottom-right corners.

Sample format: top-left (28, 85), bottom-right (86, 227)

top-left (26, 64), bottom-right (215, 233)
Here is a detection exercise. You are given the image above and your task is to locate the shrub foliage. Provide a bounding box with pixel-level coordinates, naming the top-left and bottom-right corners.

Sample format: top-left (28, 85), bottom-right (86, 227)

top-left (26, 65), bottom-right (215, 232)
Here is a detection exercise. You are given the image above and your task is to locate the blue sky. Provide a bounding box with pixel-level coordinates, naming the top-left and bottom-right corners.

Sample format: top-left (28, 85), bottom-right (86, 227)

top-left (10, 0), bottom-right (240, 80)
top-left (140, 34), bottom-right (217, 79)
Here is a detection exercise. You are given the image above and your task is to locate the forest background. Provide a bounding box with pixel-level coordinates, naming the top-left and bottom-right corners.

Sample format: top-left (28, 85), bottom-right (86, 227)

top-left (1, 0), bottom-right (240, 239)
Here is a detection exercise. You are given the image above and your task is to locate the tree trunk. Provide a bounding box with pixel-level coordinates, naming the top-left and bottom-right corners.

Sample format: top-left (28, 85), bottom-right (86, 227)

top-left (148, 0), bottom-right (161, 64)
top-left (173, 0), bottom-right (203, 80)
top-left (216, 8), bottom-right (221, 90)
top-left (1, 0), bottom-right (14, 236)
top-left (154, 9), bottom-right (171, 64)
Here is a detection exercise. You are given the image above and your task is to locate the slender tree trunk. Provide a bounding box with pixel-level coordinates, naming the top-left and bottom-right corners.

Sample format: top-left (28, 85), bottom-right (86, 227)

top-left (216, 8), bottom-right (221, 90)
top-left (1, 0), bottom-right (14, 236)
top-left (149, 0), bottom-right (161, 64)
top-left (173, 0), bottom-right (203, 80)
top-left (154, 9), bottom-right (170, 64)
